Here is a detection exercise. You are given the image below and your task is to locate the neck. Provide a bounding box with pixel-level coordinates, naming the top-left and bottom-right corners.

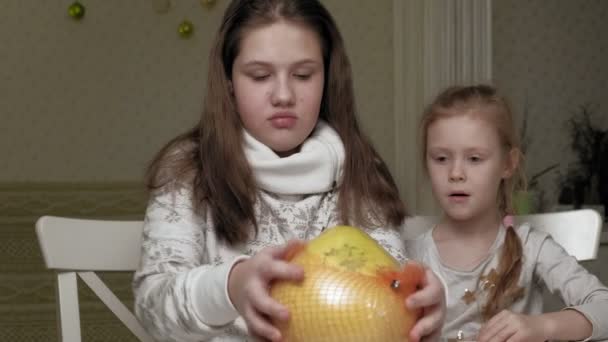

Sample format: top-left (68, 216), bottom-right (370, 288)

top-left (439, 208), bottom-right (502, 239)
top-left (432, 208), bottom-right (504, 272)
top-left (276, 146), bottom-right (301, 158)
top-left (243, 120), bottom-right (345, 195)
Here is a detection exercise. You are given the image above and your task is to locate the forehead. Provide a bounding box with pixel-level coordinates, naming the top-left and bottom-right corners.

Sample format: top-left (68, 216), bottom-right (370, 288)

top-left (236, 20), bottom-right (323, 64)
top-left (427, 114), bottom-right (502, 149)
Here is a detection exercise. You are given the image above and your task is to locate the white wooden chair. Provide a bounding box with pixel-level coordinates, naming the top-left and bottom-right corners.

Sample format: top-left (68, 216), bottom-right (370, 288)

top-left (402, 209), bottom-right (603, 261)
top-left (36, 216), bottom-right (154, 342)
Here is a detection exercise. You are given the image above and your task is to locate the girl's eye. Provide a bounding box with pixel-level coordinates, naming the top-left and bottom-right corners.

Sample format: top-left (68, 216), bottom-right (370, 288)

top-left (469, 156), bottom-right (482, 163)
top-left (251, 74), bottom-right (270, 81)
top-left (434, 156), bottom-right (447, 163)
top-left (294, 73), bottom-right (312, 80)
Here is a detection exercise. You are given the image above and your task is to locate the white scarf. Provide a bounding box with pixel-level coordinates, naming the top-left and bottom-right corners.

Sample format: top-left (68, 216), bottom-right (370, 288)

top-left (243, 121), bottom-right (345, 195)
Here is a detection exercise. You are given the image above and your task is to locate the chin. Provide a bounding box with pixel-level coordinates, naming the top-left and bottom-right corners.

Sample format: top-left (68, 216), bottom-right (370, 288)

top-left (261, 137), bottom-right (300, 155)
top-left (444, 208), bottom-right (475, 222)
top-left (272, 144), bottom-right (301, 157)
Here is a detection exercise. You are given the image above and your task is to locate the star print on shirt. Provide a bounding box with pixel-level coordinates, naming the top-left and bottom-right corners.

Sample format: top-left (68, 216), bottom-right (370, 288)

top-left (461, 288), bottom-right (476, 304)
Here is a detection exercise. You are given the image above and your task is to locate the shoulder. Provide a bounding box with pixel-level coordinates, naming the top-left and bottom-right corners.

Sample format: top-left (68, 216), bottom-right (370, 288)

top-left (512, 222), bottom-right (560, 266)
top-left (403, 228), bottom-right (434, 260)
top-left (365, 226), bottom-right (407, 263)
top-left (148, 135), bottom-right (199, 188)
top-left (147, 183), bottom-right (196, 217)
top-left (514, 222), bottom-right (549, 246)
top-left (153, 134), bottom-right (198, 166)
top-left (401, 216), bottom-right (436, 240)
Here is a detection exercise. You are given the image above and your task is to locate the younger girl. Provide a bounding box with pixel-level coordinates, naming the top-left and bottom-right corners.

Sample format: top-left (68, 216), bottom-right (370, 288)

top-left (406, 85), bottom-right (608, 341)
top-left (133, 1), bottom-right (445, 341)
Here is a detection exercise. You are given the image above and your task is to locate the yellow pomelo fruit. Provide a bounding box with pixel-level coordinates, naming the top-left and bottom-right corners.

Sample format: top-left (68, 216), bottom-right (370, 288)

top-left (270, 225), bottom-right (423, 342)
top-left (304, 225), bottom-right (400, 275)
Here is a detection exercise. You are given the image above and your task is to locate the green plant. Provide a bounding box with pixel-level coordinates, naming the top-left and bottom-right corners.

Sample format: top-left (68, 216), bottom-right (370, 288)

top-left (528, 164), bottom-right (559, 189)
top-left (558, 105), bottom-right (607, 207)
top-left (514, 100), bottom-right (559, 214)
top-left (519, 99), bottom-right (558, 191)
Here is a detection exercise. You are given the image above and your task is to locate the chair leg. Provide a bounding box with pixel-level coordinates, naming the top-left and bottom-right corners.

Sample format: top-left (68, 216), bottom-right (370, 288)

top-left (78, 272), bottom-right (155, 342)
top-left (56, 272), bottom-right (82, 342)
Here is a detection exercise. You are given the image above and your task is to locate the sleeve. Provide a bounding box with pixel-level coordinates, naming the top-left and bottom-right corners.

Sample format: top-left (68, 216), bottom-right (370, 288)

top-left (132, 186), bottom-right (247, 341)
top-left (367, 226), bottom-right (408, 264)
top-left (533, 233), bottom-right (608, 340)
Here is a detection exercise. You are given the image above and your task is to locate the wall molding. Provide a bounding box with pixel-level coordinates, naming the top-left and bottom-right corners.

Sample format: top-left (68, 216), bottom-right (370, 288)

top-left (0, 182), bottom-right (146, 222)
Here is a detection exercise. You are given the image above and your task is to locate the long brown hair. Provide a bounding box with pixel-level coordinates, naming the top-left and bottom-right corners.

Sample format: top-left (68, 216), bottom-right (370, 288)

top-left (146, 0), bottom-right (405, 245)
top-left (420, 85), bottom-right (527, 319)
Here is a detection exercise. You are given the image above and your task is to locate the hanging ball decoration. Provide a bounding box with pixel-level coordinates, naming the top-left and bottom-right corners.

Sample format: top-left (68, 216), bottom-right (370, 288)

top-left (68, 2), bottom-right (85, 20)
top-left (200, 0), bottom-right (216, 9)
top-left (178, 20), bottom-right (194, 38)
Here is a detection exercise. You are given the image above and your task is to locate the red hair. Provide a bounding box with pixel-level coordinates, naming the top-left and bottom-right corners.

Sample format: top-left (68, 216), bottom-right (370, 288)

top-left (420, 85), bottom-right (527, 319)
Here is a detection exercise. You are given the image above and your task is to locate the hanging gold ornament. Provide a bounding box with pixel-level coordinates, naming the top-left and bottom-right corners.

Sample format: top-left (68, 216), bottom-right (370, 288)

top-left (68, 1), bottom-right (85, 20)
top-left (200, 0), bottom-right (216, 9)
top-left (178, 20), bottom-right (194, 38)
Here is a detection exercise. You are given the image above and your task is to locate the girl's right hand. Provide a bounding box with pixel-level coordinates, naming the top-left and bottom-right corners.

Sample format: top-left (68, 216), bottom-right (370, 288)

top-left (228, 241), bottom-right (305, 342)
top-left (406, 267), bottom-right (446, 342)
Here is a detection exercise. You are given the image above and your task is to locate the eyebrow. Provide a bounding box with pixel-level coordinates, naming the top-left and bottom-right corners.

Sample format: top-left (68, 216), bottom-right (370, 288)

top-left (427, 147), bottom-right (451, 154)
top-left (464, 147), bottom-right (490, 154)
top-left (427, 146), bottom-right (490, 154)
top-left (241, 59), bottom-right (321, 68)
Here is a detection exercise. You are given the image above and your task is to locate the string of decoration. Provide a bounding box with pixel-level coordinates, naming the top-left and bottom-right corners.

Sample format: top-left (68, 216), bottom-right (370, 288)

top-left (66, 0), bottom-right (218, 39)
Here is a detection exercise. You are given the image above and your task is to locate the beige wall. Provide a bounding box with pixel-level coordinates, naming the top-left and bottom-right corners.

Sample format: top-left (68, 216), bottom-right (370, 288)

top-left (0, 0), bottom-right (395, 182)
top-left (2, 1), bottom-right (217, 182)
top-left (324, 0), bottom-right (396, 173)
top-left (493, 0), bottom-right (608, 209)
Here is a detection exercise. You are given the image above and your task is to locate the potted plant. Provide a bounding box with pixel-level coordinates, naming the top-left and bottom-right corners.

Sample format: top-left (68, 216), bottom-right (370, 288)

top-left (514, 101), bottom-right (558, 214)
top-left (557, 105), bottom-right (607, 218)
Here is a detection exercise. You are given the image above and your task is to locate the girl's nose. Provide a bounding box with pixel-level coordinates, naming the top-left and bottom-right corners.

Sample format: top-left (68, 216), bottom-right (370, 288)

top-left (449, 164), bottom-right (466, 182)
top-left (270, 77), bottom-right (295, 107)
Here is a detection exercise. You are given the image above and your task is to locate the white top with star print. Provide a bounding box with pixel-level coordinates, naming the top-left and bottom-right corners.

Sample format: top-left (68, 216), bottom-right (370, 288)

top-left (405, 223), bottom-right (608, 341)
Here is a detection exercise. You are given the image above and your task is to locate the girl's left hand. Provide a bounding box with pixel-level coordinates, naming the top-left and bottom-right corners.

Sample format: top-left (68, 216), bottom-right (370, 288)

top-left (406, 267), bottom-right (446, 342)
top-left (477, 310), bottom-right (547, 342)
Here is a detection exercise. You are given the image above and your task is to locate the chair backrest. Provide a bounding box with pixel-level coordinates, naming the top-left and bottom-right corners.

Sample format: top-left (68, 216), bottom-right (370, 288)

top-left (37, 216), bottom-right (144, 271)
top-left (36, 216), bottom-right (154, 342)
top-left (402, 209), bottom-right (602, 261)
top-left (515, 209), bottom-right (602, 261)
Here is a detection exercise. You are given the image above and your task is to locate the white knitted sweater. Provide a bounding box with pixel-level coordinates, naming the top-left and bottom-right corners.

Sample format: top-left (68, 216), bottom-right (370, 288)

top-left (133, 122), bottom-right (407, 341)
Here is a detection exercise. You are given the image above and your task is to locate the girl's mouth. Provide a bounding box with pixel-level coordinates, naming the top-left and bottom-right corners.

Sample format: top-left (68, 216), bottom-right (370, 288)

top-left (448, 192), bottom-right (470, 202)
top-left (449, 192), bottom-right (469, 197)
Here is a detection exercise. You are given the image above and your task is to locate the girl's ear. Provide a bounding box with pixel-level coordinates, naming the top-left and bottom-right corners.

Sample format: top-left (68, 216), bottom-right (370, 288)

top-left (502, 148), bottom-right (519, 179)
